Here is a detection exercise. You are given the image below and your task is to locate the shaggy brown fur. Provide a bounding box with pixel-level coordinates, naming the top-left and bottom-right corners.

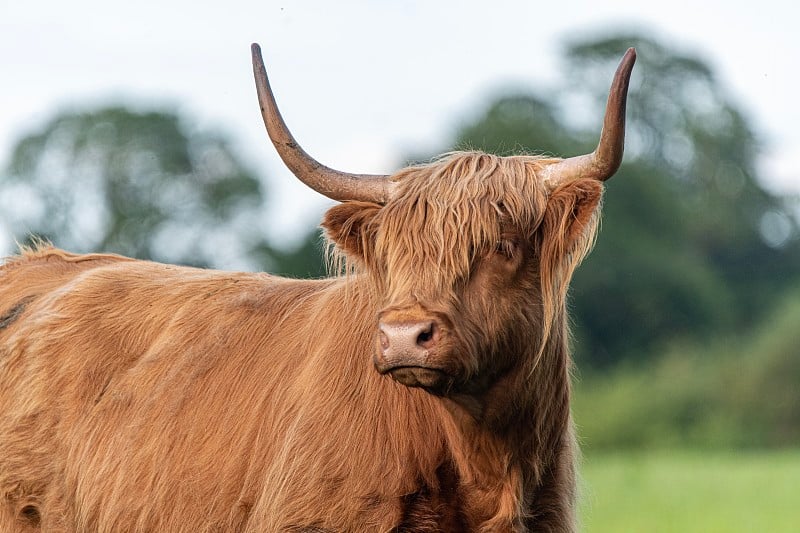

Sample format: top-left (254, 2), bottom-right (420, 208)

top-left (0, 151), bottom-right (603, 532)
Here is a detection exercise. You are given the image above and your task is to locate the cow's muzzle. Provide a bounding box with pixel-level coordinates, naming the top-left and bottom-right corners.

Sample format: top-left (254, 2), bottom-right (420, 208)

top-left (374, 319), bottom-right (453, 393)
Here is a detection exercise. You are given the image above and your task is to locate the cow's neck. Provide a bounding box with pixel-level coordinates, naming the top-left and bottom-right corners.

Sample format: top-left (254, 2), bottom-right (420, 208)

top-left (444, 316), bottom-right (572, 446)
top-left (436, 321), bottom-right (573, 529)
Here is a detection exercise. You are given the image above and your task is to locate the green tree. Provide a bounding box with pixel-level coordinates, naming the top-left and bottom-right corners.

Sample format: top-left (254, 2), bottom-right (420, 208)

top-left (453, 34), bottom-right (800, 367)
top-left (252, 229), bottom-right (328, 279)
top-left (0, 106), bottom-right (326, 275)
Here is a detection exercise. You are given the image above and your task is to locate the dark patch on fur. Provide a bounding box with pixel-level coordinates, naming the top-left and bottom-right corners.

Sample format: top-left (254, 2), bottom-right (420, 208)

top-left (19, 504), bottom-right (41, 526)
top-left (395, 462), bottom-right (467, 532)
top-left (0, 296), bottom-right (34, 331)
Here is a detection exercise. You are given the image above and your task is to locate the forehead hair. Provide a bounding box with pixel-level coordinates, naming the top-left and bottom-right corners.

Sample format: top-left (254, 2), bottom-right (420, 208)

top-left (373, 151), bottom-right (554, 290)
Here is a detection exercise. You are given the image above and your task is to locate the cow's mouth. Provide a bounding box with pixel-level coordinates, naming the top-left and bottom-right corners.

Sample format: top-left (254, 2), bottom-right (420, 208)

top-left (380, 365), bottom-right (454, 395)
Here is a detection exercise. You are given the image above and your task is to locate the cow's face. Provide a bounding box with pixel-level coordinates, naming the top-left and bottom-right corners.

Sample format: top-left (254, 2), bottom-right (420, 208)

top-left (251, 44), bottom-right (633, 400)
top-left (322, 153), bottom-right (603, 398)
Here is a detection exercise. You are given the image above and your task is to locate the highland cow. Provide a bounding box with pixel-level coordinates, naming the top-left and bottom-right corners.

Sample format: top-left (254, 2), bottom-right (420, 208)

top-left (0, 44), bottom-right (635, 531)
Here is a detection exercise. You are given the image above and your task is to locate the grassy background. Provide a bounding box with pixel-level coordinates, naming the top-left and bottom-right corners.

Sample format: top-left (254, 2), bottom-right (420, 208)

top-left (579, 451), bottom-right (800, 532)
top-left (571, 291), bottom-right (799, 531)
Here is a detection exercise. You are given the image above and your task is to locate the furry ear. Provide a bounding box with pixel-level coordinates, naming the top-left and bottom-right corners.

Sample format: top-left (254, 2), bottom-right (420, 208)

top-left (540, 178), bottom-right (604, 256)
top-left (534, 178), bottom-right (604, 355)
top-left (321, 201), bottom-right (382, 262)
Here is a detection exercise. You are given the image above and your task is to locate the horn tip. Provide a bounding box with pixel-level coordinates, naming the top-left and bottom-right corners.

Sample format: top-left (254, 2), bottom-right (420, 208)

top-left (621, 48), bottom-right (637, 70)
top-left (251, 43), bottom-right (266, 73)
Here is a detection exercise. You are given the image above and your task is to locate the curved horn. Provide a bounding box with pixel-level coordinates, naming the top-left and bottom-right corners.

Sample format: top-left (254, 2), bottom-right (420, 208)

top-left (251, 43), bottom-right (391, 203)
top-left (542, 48), bottom-right (637, 186)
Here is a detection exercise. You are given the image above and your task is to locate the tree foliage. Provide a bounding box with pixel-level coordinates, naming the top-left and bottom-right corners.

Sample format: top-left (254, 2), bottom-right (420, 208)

top-left (574, 284), bottom-right (800, 449)
top-left (0, 106), bottom-right (325, 275)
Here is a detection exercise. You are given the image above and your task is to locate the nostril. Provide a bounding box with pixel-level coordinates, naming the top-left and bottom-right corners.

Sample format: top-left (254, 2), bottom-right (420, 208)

top-left (416, 322), bottom-right (437, 349)
top-left (379, 330), bottom-right (390, 351)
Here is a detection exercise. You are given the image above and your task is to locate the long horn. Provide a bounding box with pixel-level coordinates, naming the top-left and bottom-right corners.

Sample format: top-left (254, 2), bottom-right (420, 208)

top-left (541, 48), bottom-right (637, 186)
top-left (251, 43), bottom-right (391, 203)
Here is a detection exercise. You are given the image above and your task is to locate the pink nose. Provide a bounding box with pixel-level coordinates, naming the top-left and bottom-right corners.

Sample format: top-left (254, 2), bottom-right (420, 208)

top-left (379, 320), bottom-right (439, 361)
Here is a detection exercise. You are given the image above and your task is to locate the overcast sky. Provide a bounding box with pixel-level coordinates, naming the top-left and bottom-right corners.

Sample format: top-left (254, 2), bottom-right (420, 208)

top-left (2, 0), bottom-right (798, 250)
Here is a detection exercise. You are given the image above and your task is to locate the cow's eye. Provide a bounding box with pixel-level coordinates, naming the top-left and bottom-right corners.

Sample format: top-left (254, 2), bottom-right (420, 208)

top-left (494, 239), bottom-right (518, 260)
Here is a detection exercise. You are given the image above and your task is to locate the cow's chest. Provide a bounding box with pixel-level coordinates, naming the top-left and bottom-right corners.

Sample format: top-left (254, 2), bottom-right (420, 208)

top-left (394, 461), bottom-right (469, 531)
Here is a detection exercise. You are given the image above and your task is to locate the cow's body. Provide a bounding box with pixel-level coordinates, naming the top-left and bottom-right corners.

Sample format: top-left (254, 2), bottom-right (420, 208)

top-left (0, 246), bottom-right (573, 531)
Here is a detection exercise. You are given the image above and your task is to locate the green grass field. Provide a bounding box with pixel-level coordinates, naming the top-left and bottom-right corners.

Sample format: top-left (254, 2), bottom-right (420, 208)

top-left (579, 450), bottom-right (800, 532)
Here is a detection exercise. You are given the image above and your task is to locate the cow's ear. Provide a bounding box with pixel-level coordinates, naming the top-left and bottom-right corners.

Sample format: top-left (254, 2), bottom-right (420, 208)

top-left (321, 201), bottom-right (381, 261)
top-left (540, 178), bottom-right (603, 258)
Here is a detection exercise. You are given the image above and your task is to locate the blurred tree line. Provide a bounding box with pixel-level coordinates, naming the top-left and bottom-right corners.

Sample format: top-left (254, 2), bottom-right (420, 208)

top-left (0, 107), bottom-right (325, 277)
top-left (1, 33), bottom-right (798, 447)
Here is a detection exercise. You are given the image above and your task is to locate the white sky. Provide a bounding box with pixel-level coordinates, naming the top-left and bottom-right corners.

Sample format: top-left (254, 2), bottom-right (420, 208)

top-left (1, 0), bottom-right (799, 251)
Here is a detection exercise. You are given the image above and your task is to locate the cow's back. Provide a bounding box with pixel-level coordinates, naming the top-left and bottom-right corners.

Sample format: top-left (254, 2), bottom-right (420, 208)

top-left (0, 246), bottom-right (131, 315)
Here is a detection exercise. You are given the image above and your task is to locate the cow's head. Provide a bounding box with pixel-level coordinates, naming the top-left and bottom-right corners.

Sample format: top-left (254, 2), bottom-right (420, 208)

top-left (252, 44), bottom-right (635, 400)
